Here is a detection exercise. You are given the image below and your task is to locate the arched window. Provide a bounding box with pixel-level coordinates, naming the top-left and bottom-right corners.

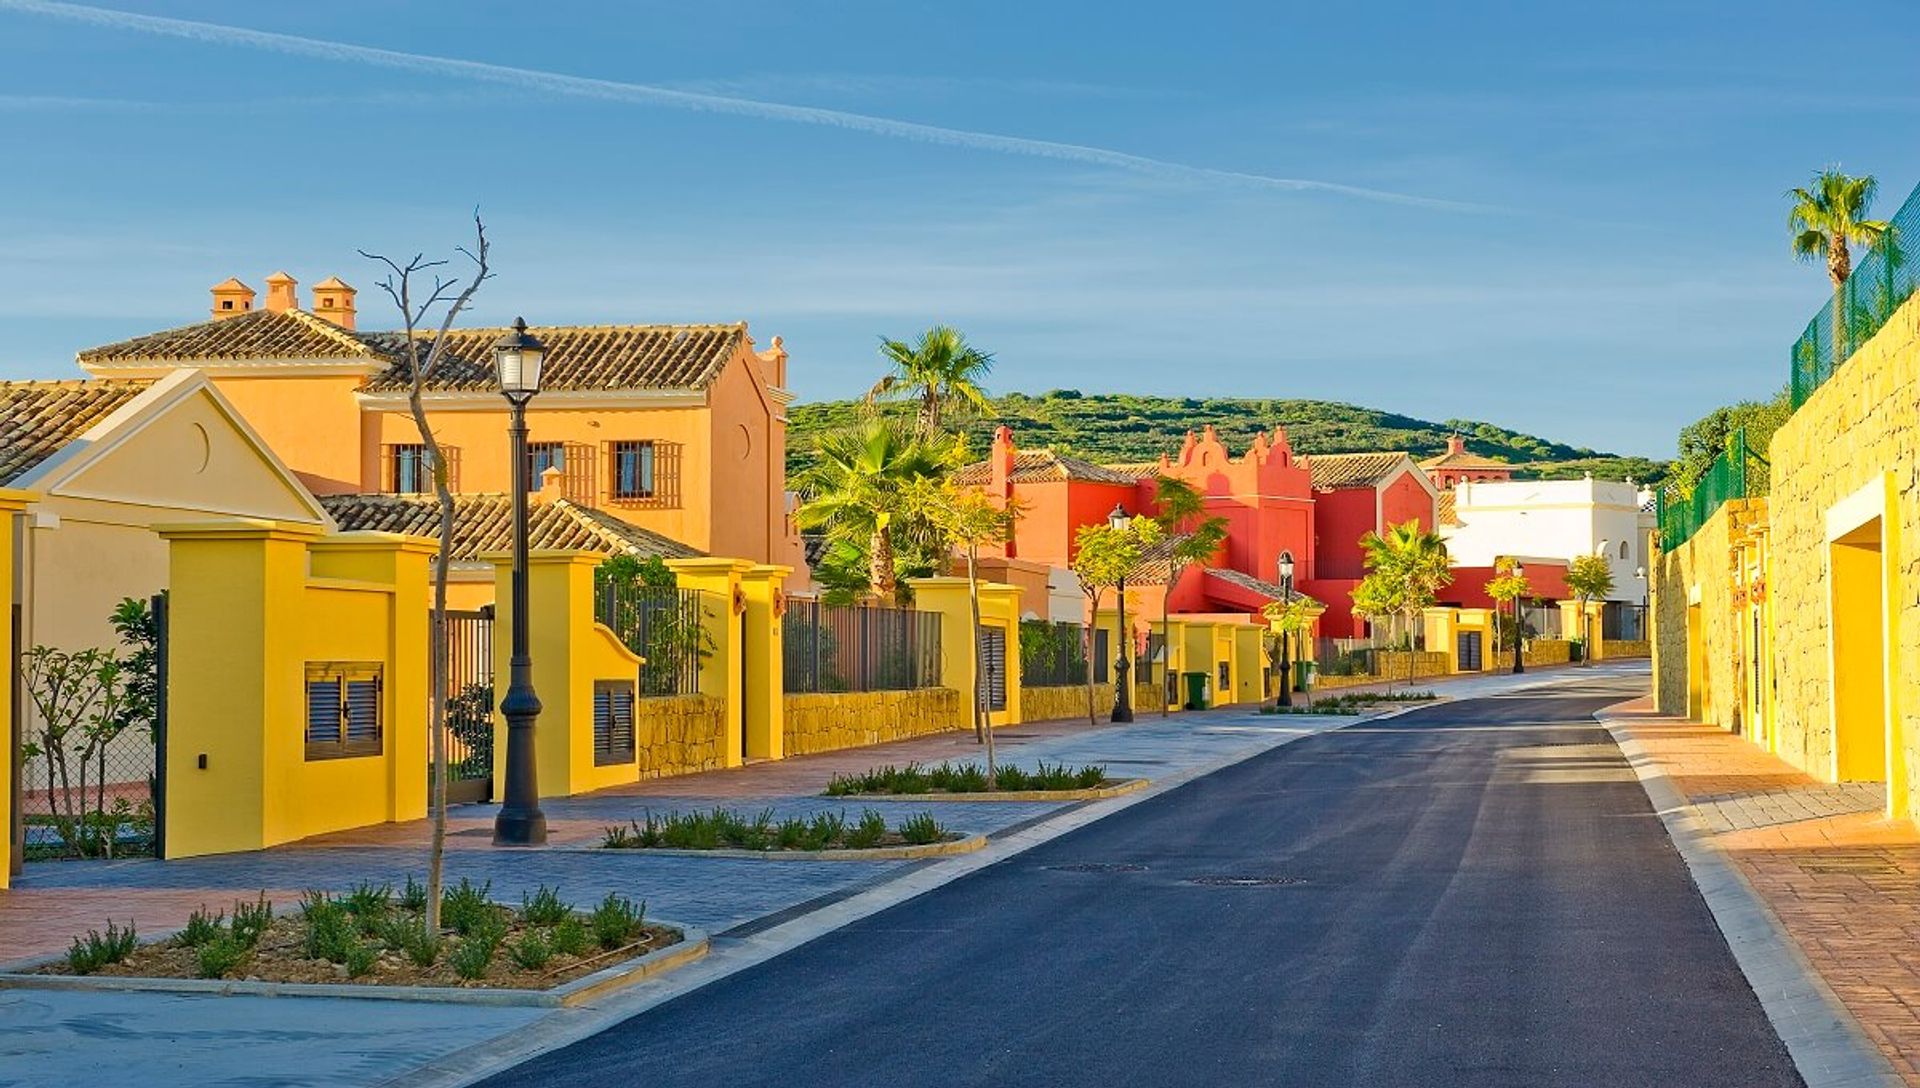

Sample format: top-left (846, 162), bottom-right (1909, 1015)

top-left (1619, 540), bottom-right (1630, 560)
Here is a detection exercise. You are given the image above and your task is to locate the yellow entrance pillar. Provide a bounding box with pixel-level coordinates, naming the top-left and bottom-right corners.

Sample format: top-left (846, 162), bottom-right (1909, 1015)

top-left (666, 558), bottom-right (754, 767)
top-left (739, 564), bottom-right (792, 760)
top-left (0, 488), bottom-right (35, 887)
top-left (486, 550), bottom-right (609, 799)
top-left (910, 577), bottom-right (1024, 728)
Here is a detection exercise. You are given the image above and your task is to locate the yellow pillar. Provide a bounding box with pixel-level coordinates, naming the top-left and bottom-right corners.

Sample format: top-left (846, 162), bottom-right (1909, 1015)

top-left (739, 564), bottom-right (791, 760)
top-left (0, 489), bottom-right (34, 887)
top-left (156, 519), bottom-right (324, 858)
top-left (1559, 600), bottom-right (1603, 659)
top-left (666, 558), bottom-right (753, 768)
top-left (312, 532), bottom-right (436, 822)
top-left (1424, 607), bottom-right (1461, 671)
top-left (909, 577), bottom-right (1024, 729)
top-left (488, 550), bottom-right (609, 798)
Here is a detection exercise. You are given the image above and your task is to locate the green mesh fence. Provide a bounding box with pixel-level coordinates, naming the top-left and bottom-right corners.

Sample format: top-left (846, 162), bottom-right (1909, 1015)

top-left (1790, 181), bottom-right (1920, 409)
top-left (1657, 430), bottom-right (1749, 551)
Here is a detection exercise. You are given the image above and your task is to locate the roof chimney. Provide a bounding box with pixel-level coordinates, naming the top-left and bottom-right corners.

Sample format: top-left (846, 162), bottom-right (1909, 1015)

top-left (263, 271), bottom-right (299, 313)
top-left (311, 276), bottom-right (357, 330)
top-left (209, 277), bottom-right (256, 322)
top-left (1446, 434), bottom-right (1466, 455)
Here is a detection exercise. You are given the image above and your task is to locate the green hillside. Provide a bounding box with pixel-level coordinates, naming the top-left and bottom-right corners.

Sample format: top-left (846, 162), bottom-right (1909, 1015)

top-left (787, 391), bottom-right (1667, 486)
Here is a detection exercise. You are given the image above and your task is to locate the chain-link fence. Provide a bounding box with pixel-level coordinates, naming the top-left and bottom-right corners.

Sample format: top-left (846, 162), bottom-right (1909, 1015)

top-left (1792, 180), bottom-right (1920, 409)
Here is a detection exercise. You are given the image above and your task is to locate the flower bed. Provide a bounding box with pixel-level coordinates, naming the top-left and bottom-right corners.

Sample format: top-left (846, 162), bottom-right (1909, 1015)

top-left (825, 761), bottom-right (1109, 797)
top-left (34, 879), bottom-right (680, 992)
top-left (1258, 691), bottom-right (1438, 715)
top-left (602, 807), bottom-right (956, 851)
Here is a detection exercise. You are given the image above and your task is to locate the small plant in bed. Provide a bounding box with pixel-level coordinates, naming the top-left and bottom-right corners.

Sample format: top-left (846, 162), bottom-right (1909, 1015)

top-left (36, 880), bottom-right (681, 991)
top-left (825, 760), bottom-right (1109, 796)
top-left (601, 807), bottom-right (954, 852)
top-left (1260, 691), bottom-right (1439, 715)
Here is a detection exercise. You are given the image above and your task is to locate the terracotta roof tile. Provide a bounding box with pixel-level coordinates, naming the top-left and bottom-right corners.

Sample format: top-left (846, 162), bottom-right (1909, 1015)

top-left (953, 449), bottom-right (1142, 486)
top-left (1203, 567), bottom-right (1324, 611)
top-left (0, 380), bottom-right (150, 484)
top-left (81, 312), bottom-right (748, 394)
top-left (1437, 491), bottom-right (1459, 526)
top-left (79, 309), bottom-right (379, 364)
top-left (319, 493), bottom-right (702, 564)
top-left (1418, 448), bottom-right (1513, 471)
top-left (1306, 451), bottom-right (1412, 490)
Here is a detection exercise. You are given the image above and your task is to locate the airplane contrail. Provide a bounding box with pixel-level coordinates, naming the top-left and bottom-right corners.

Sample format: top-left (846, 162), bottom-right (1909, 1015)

top-left (0, 0), bottom-right (1499, 213)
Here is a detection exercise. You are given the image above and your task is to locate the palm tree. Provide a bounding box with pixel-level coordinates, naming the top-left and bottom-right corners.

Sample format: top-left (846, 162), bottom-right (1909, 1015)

top-left (1790, 170), bottom-right (1890, 358)
top-left (794, 420), bottom-right (954, 599)
top-left (868, 325), bottom-right (994, 438)
top-left (1789, 169), bottom-right (1888, 290)
top-left (1358, 520), bottom-right (1453, 683)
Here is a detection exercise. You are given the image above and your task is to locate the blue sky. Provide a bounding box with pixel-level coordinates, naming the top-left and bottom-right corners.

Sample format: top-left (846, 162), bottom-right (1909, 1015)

top-left (3, 1), bottom-right (1918, 457)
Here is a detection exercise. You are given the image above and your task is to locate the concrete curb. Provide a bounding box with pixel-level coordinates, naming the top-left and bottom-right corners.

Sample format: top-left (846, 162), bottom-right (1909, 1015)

top-left (0, 923), bottom-right (709, 1009)
top-left (1598, 707), bottom-right (1902, 1088)
top-left (828, 778), bottom-right (1151, 803)
top-left (591, 835), bottom-right (987, 862)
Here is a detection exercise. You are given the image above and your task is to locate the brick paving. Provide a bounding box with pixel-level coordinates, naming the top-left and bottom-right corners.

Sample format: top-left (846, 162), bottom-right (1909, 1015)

top-left (1609, 698), bottom-right (1920, 1084)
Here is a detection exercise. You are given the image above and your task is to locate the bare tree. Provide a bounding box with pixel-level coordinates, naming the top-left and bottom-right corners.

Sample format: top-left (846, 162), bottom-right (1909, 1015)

top-left (360, 214), bottom-right (492, 931)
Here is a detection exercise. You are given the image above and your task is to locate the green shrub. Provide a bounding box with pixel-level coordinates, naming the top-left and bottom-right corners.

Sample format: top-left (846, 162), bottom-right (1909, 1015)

top-left (775, 816), bottom-right (809, 850)
top-left (805, 811), bottom-right (845, 850)
top-left (385, 916), bottom-right (441, 967)
top-left (230, 895), bottom-right (274, 948)
top-left (589, 893), bottom-right (645, 949)
top-left (300, 893), bottom-right (355, 963)
top-left (343, 882), bottom-right (393, 933)
top-left (441, 878), bottom-right (495, 936)
top-left (180, 907), bottom-right (226, 948)
top-left (508, 930), bottom-right (552, 970)
top-left (448, 935), bottom-right (494, 980)
top-left (65, 920), bottom-right (138, 975)
top-left (342, 939), bottom-right (379, 978)
top-left (520, 885), bottom-right (572, 927)
top-left (844, 809), bottom-right (887, 849)
top-left (195, 936), bottom-right (248, 979)
top-left (550, 917), bottom-right (592, 957)
top-left (896, 812), bottom-right (946, 846)
top-left (398, 875), bottom-right (429, 913)
top-left (827, 761), bottom-right (1105, 796)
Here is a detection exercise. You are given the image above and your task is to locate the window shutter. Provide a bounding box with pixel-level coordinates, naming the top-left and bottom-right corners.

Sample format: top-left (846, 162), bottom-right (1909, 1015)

top-left (593, 681), bottom-right (636, 765)
top-left (307, 677), bottom-right (342, 746)
top-left (345, 677), bottom-right (381, 751)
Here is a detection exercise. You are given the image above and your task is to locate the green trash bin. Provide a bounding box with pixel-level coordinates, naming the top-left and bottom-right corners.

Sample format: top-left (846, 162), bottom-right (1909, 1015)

top-left (1293, 659), bottom-right (1314, 691)
top-left (1182, 671), bottom-right (1211, 710)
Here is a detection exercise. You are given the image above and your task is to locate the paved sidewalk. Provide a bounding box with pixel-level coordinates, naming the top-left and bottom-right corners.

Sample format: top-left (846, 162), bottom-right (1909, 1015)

top-left (1605, 698), bottom-right (1920, 1084)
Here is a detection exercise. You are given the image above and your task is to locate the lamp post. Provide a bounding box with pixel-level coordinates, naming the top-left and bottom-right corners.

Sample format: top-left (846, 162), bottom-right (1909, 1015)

top-left (1275, 550), bottom-right (1295, 709)
top-left (1510, 560), bottom-right (1526, 675)
top-left (1108, 503), bottom-right (1133, 723)
top-left (492, 317), bottom-right (549, 847)
top-left (1636, 565), bottom-right (1648, 640)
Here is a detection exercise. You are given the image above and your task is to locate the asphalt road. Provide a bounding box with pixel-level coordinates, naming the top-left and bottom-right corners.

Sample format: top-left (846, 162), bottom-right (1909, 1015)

top-left (482, 677), bottom-right (1803, 1088)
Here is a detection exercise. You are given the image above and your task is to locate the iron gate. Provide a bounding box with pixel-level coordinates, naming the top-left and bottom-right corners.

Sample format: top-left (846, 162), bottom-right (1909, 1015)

top-left (977, 625), bottom-right (1007, 713)
top-left (1457, 629), bottom-right (1483, 672)
top-left (441, 607), bottom-right (494, 804)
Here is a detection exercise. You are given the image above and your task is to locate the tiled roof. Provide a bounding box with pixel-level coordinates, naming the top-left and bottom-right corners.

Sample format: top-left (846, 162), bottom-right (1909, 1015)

top-left (358, 323), bottom-right (746, 394)
top-left (1101, 461), bottom-right (1167, 481)
top-left (78, 309), bottom-right (379, 364)
top-left (81, 312), bottom-right (748, 394)
top-left (319, 493), bottom-right (702, 564)
top-left (1437, 491), bottom-right (1459, 526)
top-left (1418, 448), bottom-right (1513, 471)
top-left (1203, 567), bottom-right (1325, 611)
top-left (953, 449), bottom-right (1142, 486)
top-left (0, 380), bottom-right (150, 484)
top-left (1306, 451), bottom-right (1411, 490)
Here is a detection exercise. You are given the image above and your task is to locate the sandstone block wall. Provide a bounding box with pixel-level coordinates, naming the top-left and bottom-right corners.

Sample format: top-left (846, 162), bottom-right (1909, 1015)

top-left (634, 695), bottom-right (728, 781)
top-left (781, 688), bottom-right (964, 757)
top-left (1023, 683), bottom-right (1114, 723)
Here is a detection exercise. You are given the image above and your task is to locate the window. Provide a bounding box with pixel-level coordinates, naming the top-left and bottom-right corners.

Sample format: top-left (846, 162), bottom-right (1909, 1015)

top-left (593, 681), bottom-right (636, 765)
top-left (526, 442), bottom-right (564, 491)
top-left (306, 663), bottom-right (383, 760)
top-left (392, 444), bottom-right (431, 493)
top-left (611, 441), bottom-right (656, 499)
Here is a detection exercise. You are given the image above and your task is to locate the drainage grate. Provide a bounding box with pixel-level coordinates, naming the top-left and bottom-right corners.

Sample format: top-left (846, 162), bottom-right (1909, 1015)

top-left (1185, 875), bottom-right (1305, 887)
top-left (1046, 863), bottom-right (1148, 873)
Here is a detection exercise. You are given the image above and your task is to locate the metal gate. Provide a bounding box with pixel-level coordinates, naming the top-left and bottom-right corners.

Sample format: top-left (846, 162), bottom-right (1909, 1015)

top-left (977, 625), bottom-right (1007, 712)
top-left (441, 607), bottom-right (495, 804)
top-left (1457, 630), bottom-right (1483, 672)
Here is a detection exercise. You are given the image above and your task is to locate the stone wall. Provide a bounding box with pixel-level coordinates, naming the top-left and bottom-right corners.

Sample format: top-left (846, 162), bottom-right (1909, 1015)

top-left (1314, 650), bottom-right (1452, 690)
top-left (634, 695), bottom-right (728, 781)
top-left (782, 688), bottom-right (964, 757)
top-left (1524, 639), bottom-right (1572, 667)
top-left (1650, 498), bottom-right (1747, 729)
top-left (1601, 639), bottom-right (1650, 659)
top-left (1765, 294), bottom-right (1920, 790)
top-left (1023, 683), bottom-right (1114, 723)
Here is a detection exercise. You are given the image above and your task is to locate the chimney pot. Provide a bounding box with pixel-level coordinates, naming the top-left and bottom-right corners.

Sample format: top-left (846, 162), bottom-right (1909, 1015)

top-left (311, 276), bottom-right (358, 330)
top-left (263, 271), bottom-right (299, 313)
top-left (209, 277), bottom-right (256, 322)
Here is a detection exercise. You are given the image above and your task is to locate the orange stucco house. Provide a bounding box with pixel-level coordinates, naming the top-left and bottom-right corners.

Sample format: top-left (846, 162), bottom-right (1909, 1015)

top-left (76, 273), bottom-right (807, 589)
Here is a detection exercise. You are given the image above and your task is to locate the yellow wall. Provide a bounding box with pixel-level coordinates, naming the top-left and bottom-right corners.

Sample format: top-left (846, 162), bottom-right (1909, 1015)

top-left (207, 373), bottom-right (372, 495)
top-left (782, 689), bottom-right (964, 756)
top-left (912, 578), bottom-right (1024, 728)
top-left (159, 522), bottom-right (432, 858)
top-left (665, 558), bottom-right (753, 766)
top-left (0, 490), bottom-right (33, 888)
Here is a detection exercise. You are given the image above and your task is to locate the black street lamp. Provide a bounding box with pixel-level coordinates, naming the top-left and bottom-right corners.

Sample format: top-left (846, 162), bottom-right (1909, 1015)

top-left (1108, 503), bottom-right (1134, 723)
top-left (492, 317), bottom-right (548, 847)
top-left (1275, 550), bottom-right (1295, 709)
top-left (1510, 560), bottom-right (1526, 676)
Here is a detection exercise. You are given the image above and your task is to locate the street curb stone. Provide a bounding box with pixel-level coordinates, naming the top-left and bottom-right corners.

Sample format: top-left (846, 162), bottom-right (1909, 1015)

top-left (1599, 708), bottom-right (1902, 1088)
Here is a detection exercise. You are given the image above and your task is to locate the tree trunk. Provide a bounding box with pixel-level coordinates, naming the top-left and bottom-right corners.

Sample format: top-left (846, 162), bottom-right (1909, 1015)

top-left (966, 547), bottom-right (997, 785)
top-left (409, 388), bottom-right (452, 934)
top-left (869, 527), bottom-right (897, 600)
top-left (1083, 588), bottom-right (1103, 725)
top-left (1829, 235), bottom-right (1852, 290)
top-left (920, 390), bottom-right (940, 439)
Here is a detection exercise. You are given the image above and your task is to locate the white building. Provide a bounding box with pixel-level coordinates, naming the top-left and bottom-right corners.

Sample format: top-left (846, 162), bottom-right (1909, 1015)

top-left (1440, 475), bottom-right (1655, 608)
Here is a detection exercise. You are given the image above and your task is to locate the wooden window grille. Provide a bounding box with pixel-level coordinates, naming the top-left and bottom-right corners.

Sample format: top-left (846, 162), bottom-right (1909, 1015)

top-left (383, 444), bottom-right (458, 493)
top-left (305, 662), bottom-right (383, 760)
top-left (604, 440), bottom-right (681, 508)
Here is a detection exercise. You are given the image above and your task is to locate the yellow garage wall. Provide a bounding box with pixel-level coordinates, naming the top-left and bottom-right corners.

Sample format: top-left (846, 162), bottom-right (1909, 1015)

top-left (159, 522), bottom-right (432, 858)
top-left (0, 489), bottom-right (33, 888)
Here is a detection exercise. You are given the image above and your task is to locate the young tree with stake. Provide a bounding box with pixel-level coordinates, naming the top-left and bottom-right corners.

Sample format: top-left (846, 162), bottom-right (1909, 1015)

top-left (911, 479), bottom-right (1019, 779)
top-left (1070, 516), bottom-right (1163, 724)
top-left (359, 214), bottom-right (492, 931)
top-left (1565, 554), bottom-right (1616, 666)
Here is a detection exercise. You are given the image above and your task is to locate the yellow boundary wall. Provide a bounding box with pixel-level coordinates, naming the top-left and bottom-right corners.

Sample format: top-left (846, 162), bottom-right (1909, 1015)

top-left (0, 489), bottom-right (32, 887)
